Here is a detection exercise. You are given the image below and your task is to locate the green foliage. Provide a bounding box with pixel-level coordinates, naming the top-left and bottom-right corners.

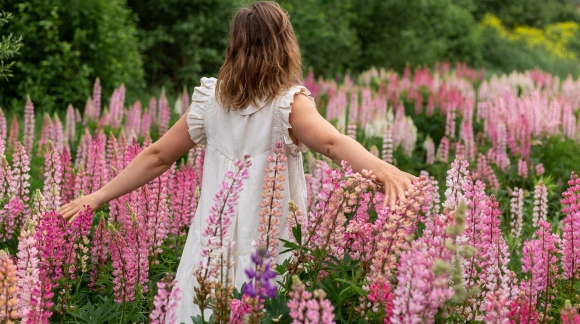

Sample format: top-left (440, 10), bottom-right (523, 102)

top-left (0, 11), bottom-right (23, 80)
top-left (0, 0), bottom-right (144, 112)
top-left (279, 0), bottom-right (361, 78)
top-left (351, 0), bottom-right (483, 73)
top-left (471, 0), bottom-right (580, 28)
top-left (127, 0), bottom-right (236, 91)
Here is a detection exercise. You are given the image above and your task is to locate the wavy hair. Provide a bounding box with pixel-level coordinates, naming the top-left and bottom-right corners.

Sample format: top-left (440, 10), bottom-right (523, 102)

top-left (216, 1), bottom-right (303, 111)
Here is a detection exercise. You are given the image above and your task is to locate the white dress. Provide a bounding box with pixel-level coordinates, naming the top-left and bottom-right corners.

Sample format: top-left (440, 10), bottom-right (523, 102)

top-left (173, 77), bottom-right (313, 323)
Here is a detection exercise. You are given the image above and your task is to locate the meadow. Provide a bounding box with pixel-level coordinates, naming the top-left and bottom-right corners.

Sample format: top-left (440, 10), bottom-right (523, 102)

top-left (1, 63), bottom-right (580, 323)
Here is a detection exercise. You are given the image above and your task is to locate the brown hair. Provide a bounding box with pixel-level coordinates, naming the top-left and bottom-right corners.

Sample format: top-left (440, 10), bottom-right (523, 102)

top-left (216, 1), bottom-right (303, 111)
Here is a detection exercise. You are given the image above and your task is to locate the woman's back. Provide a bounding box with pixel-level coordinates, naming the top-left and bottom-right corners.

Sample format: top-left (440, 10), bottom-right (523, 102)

top-left (174, 76), bottom-right (315, 321)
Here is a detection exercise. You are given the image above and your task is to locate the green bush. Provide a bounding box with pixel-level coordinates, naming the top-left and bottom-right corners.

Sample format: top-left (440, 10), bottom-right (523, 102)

top-left (478, 20), bottom-right (580, 78)
top-left (351, 0), bottom-right (483, 73)
top-left (0, 11), bottom-right (23, 80)
top-left (0, 0), bottom-right (144, 112)
top-left (279, 0), bottom-right (361, 78)
top-left (471, 0), bottom-right (580, 28)
top-left (127, 0), bottom-right (237, 92)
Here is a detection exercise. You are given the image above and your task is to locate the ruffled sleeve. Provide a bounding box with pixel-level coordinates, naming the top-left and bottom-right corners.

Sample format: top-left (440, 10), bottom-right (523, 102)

top-left (278, 85), bottom-right (314, 155)
top-left (187, 77), bottom-right (217, 145)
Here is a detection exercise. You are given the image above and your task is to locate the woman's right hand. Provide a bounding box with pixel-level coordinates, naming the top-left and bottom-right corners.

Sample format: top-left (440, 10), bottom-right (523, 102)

top-left (379, 166), bottom-right (418, 210)
top-left (57, 191), bottom-right (105, 223)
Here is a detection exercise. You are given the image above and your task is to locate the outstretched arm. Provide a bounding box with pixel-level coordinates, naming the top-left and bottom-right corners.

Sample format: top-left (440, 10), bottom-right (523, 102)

top-left (58, 111), bottom-right (196, 222)
top-left (288, 93), bottom-right (417, 209)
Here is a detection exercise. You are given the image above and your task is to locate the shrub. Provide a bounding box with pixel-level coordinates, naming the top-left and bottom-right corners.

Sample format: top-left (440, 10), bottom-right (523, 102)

top-left (0, 0), bottom-right (144, 112)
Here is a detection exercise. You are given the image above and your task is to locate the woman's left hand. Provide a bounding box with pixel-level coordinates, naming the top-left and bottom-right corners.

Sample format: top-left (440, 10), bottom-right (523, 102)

top-left (57, 191), bottom-right (105, 223)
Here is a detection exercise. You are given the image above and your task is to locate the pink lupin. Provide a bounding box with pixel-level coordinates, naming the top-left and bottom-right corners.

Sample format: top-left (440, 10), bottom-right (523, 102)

top-left (0, 108), bottom-right (6, 156)
top-left (23, 96), bottom-right (35, 155)
top-left (158, 91), bottom-right (171, 136)
top-left (7, 116), bottom-right (18, 151)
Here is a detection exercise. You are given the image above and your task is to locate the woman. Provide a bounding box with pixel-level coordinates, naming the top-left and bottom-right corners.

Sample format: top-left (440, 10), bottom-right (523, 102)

top-left (58, 1), bottom-right (416, 321)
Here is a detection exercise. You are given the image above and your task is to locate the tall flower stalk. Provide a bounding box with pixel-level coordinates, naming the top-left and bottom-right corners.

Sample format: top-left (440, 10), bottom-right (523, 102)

top-left (194, 156), bottom-right (251, 323)
top-left (258, 141), bottom-right (287, 261)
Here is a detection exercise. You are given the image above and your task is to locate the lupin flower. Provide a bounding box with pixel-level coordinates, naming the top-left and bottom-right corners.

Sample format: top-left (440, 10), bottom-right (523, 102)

top-left (181, 88), bottom-right (190, 116)
top-left (42, 142), bottom-right (62, 211)
top-left (169, 165), bottom-right (198, 236)
top-left (150, 274), bottom-right (182, 324)
top-left (436, 136), bottom-right (449, 163)
top-left (149, 97), bottom-right (157, 126)
top-left (561, 300), bottom-right (580, 324)
top-left (361, 276), bottom-right (392, 321)
top-left (73, 163), bottom-right (87, 199)
top-left (258, 141), bottom-right (287, 261)
top-left (0, 109), bottom-right (6, 156)
top-left (477, 153), bottom-right (500, 191)
top-left (443, 154), bottom-right (469, 210)
top-left (532, 181), bottom-right (548, 229)
top-left (23, 96), bottom-right (35, 155)
top-left (142, 171), bottom-right (171, 258)
top-left (424, 136), bottom-right (435, 165)
top-left (89, 217), bottom-right (108, 290)
top-left (59, 147), bottom-right (75, 206)
top-left (535, 163), bottom-right (545, 176)
top-left (561, 172), bottom-right (580, 282)
top-left (107, 222), bottom-right (138, 303)
top-left (7, 116), bottom-right (18, 151)
top-left (194, 156), bottom-right (251, 316)
top-left (0, 157), bottom-right (12, 200)
top-left (37, 113), bottom-right (53, 154)
top-left (0, 196), bottom-right (25, 241)
top-left (510, 187), bottom-right (524, 240)
top-left (64, 105), bottom-right (76, 146)
top-left (244, 246), bottom-right (278, 324)
top-left (36, 212), bottom-right (67, 287)
top-left (345, 192), bottom-right (374, 263)
top-left (391, 243), bottom-right (434, 324)
top-left (230, 297), bottom-right (252, 324)
top-left (475, 196), bottom-right (513, 319)
top-left (483, 291), bottom-right (510, 324)
top-left (562, 172), bottom-right (580, 216)
top-left (16, 220), bottom-right (41, 321)
top-left (85, 134), bottom-right (106, 194)
top-left (48, 115), bottom-right (63, 153)
top-left (287, 275), bottom-right (336, 324)
top-left (517, 159), bottom-right (528, 178)
top-left (382, 121), bottom-right (394, 164)
top-left (158, 91), bottom-right (170, 135)
top-left (368, 176), bottom-right (432, 281)
top-left (92, 77), bottom-right (102, 119)
top-left (74, 129), bottom-right (92, 169)
top-left (0, 250), bottom-right (19, 322)
top-left (9, 143), bottom-right (31, 205)
top-left (64, 207), bottom-right (93, 278)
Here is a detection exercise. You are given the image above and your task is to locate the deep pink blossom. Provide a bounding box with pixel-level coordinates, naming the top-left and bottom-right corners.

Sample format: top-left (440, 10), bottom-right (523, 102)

top-left (561, 300), bottom-right (580, 324)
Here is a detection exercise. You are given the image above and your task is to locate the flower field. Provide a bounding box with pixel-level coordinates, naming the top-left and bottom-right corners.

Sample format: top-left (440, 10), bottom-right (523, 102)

top-left (1, 63), bottom-right (580, 323)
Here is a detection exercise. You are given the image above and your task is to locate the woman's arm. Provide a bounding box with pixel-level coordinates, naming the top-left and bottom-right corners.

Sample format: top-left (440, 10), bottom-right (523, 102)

top-left (288, 93), bottom-right (417, 209)
top-left (58, 112), bottom-right (196, 222)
